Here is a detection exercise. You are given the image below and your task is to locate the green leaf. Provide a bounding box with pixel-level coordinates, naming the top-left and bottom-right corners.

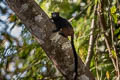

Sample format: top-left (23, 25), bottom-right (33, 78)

top-left (38, 75), bottom-right (43, 79)
top-left (114, 28), bottom-right (120, 35)
top-left (118, 35), bottom-right (120, 39)
top-left (110, 6), bottom-right (116, 14)
top-left (111, 50), bottom-right (117, 59)
top-left (112, 14), bottom-right (118, 23)
top-left (95, 0), bottom-right (98, 4)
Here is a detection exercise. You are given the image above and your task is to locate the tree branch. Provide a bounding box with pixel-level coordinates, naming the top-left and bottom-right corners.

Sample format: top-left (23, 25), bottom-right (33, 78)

top-left (85, 4), bottom-right (97, 68)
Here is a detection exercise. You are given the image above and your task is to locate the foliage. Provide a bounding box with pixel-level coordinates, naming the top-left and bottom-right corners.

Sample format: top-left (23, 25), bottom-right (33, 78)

top-left (0, 0), bottom-right (120, 80)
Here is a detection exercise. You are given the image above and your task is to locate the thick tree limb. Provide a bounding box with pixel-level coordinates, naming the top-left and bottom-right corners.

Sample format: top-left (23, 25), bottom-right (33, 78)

top-left (6, 0), bottom-right (95, 80)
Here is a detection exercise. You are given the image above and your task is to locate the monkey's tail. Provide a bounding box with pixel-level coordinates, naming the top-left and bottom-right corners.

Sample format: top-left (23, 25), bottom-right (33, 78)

top-left (71, 35), bottom-right (78, 80)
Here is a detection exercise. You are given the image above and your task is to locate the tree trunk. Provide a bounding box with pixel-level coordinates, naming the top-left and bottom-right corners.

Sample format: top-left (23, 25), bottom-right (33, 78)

top-left (6, 0), bottom-right (95, 80)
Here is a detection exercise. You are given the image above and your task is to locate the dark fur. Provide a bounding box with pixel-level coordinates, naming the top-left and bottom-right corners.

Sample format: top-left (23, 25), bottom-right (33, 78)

top-left (51, 12), bottom-right (78, 80)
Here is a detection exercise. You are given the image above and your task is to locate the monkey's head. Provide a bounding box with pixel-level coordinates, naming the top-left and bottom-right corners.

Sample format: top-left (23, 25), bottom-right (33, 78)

top-left (51, 12), bottom-right (59, 18)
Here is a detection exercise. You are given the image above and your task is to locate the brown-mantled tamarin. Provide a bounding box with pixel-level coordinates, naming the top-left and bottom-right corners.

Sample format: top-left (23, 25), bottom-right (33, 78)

top-left (51, 12), bottom-right (78, 80)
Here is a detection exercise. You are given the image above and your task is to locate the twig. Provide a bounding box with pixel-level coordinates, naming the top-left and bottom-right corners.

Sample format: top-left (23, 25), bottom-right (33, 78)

top-left (85, 4), bottom-right (97, 68)
top-left (97, 1), bottom-right (120, 79)
top-left (68, 2), bottom-right (93, 22)
top-left (108, 0), bottom-right (120, 79)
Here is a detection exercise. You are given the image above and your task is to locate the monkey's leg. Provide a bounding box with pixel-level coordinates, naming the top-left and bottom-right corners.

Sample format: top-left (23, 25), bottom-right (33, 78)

top-left (59, 32), bottom-right (67, 37)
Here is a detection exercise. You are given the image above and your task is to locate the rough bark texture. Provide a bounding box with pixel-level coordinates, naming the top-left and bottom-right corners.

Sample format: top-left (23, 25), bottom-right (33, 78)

top-left (6, 0), bottom-right (95, 80)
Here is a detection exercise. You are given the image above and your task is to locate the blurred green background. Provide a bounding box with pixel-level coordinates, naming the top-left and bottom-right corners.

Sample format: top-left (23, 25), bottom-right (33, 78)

top-left (0, 0), bottom-right (120, 80)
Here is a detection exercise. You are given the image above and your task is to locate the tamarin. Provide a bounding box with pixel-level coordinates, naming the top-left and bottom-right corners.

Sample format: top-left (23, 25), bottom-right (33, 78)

top-left (51, 12), bottom-right (78, 80)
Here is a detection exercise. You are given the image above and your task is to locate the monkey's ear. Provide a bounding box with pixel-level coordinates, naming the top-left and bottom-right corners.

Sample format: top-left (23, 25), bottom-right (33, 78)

top-left (51, 12), bottom-right (59, 17)
top-left (51, 13), bottom-right (53, 16)
top-left (56, 12), bottom-right (59, 15)
top-left (51, 12), bottom-right (55, 17)
top-left (55, 12), bottom-right (59, 16)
